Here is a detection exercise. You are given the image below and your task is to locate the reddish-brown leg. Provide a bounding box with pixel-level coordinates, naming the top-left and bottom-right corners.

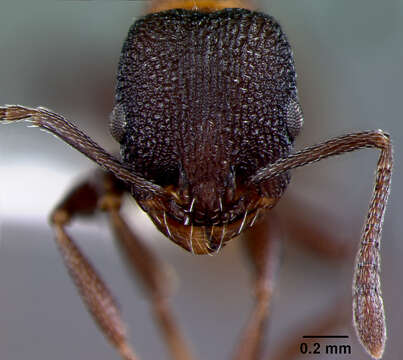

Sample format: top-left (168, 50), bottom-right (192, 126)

top-left (269, 198), bottom-right (354, 360)
top-left (231, 214), bottom-right (282, 360)
top-left (234, 187), bottom-right (383, 360)
top-left (50, 176), bottom-right (138, 360)
top-left (50, 171), bottom-right (195, 360)
top-left (280, 196), bottom-right (354, 260)
top-left (99, 175), bottom-right (196, 360)
top-left (267, 204), bottom-right (354, 359)
top-left (252, 130), bottom-right (392, 359)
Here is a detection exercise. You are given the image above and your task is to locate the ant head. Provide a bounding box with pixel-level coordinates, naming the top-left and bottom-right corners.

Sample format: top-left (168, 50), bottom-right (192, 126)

top-left (110, 9), bottom-right (303, 253)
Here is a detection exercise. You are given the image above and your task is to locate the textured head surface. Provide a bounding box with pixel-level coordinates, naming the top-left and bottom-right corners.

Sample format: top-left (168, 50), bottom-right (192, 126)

top-left (113, 8), bottom-right (301, 252)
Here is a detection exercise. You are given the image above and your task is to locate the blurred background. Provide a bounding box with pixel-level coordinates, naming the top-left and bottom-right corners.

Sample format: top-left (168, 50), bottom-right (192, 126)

top-left (0, 1), bottom-right (401, 359)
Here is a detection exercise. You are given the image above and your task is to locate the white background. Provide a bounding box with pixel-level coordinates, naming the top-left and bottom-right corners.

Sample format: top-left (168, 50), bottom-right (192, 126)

top-left (0, 1), bottom-right (402, 359)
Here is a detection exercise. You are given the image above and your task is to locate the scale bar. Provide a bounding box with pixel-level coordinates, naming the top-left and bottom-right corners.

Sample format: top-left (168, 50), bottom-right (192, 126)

top-left (302, 335), bottom-right (349, 339)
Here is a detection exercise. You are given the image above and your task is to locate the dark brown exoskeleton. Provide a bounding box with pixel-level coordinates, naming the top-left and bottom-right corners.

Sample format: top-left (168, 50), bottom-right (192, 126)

top-left (0, 1), bottom-right (393, 359)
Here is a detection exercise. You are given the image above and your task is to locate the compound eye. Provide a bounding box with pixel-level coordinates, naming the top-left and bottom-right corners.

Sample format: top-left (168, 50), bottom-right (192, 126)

top-left (286, 98), bottom-right (304, 139)
top-left (109, 103), bottom-right (127, 143)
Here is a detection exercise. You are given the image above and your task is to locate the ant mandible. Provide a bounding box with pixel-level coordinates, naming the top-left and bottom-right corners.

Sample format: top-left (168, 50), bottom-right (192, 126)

top-left (0, 0), bottom-right (392, 359)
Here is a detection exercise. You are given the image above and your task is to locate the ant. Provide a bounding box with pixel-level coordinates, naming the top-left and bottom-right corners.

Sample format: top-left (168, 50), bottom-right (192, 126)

top-left (0, 0), bottom-right (393, 359)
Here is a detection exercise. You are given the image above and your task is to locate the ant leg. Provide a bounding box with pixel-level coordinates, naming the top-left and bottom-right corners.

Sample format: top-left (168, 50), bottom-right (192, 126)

top-left (50, 174), bottom-right (138, 360)
top-left (236, 211), bottom-right (351, 360)
top-left (281, 197), bottom-right (353, 260)
top-left (231, 214), bottom-right (281, 360)
top-left (99, 175), bottom-right (196, 360)
top-left (251, 130), bottom-right (392, 359)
